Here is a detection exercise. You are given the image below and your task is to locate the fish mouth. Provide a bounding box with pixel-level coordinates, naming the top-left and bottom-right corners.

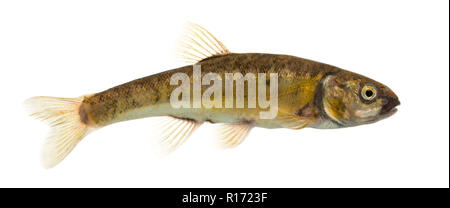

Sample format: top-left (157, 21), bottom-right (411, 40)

top-left (380, 96), bottom-right (400, 116)
top-left (381, 107), bottom-right (398, 118)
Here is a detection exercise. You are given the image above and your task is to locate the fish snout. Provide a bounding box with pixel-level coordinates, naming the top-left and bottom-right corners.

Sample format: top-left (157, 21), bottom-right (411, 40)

top-left (380, 90), bottom-right (400, 115)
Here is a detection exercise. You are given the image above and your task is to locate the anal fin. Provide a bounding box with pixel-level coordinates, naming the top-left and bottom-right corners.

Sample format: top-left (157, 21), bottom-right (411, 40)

top-left (156, 116), bottom-right (201, 154)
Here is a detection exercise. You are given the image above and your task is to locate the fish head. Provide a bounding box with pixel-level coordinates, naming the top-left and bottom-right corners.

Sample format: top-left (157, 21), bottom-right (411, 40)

top-left (321, 70), bottom-right (400, 127)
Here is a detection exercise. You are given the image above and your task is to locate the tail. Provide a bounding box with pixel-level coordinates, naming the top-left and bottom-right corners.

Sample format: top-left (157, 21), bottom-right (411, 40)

top-left (24, 96), bottom-right (92, 168)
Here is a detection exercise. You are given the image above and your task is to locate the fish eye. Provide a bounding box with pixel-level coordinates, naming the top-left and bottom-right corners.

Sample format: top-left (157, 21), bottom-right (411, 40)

top-left (361, 85), bottom-right (377, 101)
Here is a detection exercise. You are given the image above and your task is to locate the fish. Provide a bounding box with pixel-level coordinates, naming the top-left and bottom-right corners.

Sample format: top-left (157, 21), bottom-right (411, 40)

top-left (25, 23), bottom-right (400, 168)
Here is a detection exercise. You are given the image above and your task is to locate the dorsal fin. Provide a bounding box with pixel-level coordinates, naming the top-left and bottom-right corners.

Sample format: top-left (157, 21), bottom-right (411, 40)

top-left (175, 22), bottom-right (230, 64)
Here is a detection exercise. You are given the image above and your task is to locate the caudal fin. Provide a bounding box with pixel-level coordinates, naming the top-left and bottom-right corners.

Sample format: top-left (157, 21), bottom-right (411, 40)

top-left (24, 96), bottom-right (91, 168)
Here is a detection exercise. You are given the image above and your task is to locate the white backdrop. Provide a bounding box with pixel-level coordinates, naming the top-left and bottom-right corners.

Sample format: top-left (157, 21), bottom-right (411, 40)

top-left (0, 0), bottom-right (448, 188)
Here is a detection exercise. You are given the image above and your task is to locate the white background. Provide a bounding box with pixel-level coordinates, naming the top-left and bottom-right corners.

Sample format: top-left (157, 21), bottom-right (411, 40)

top-left (0, 0), bottom-right (448, 188)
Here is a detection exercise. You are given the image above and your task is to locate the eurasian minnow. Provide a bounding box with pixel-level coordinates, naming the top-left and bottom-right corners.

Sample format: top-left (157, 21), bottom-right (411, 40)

top-left (25, 23), bottom-right (400, 168)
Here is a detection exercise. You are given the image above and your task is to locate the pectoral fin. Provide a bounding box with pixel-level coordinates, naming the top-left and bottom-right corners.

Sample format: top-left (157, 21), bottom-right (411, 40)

top-left (277, 111), bottom-right (315, 130)
top-left (216, 123), bottom-right (253, 148)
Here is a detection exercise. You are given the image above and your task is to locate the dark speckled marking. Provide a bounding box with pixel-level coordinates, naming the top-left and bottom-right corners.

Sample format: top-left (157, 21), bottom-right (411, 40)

top-left (205, 119), bottom-right (215, 124)
top-left (296, 103), bottom-right (316, 117)
top-left (239, 119), bottom-right (253, 125)
top-left (170, 115), bottom-right (198, 123)
top-left (154, 93), bottom-right (160, 104)
top-left (79, 104), bottom-right (89, 125)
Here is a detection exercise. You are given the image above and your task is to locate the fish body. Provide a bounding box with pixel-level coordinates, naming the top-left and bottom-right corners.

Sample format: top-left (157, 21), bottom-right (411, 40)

top-left (25, 23), bottom-right (400, 168)
top-left (81, 53), bottom-right (338, 129)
